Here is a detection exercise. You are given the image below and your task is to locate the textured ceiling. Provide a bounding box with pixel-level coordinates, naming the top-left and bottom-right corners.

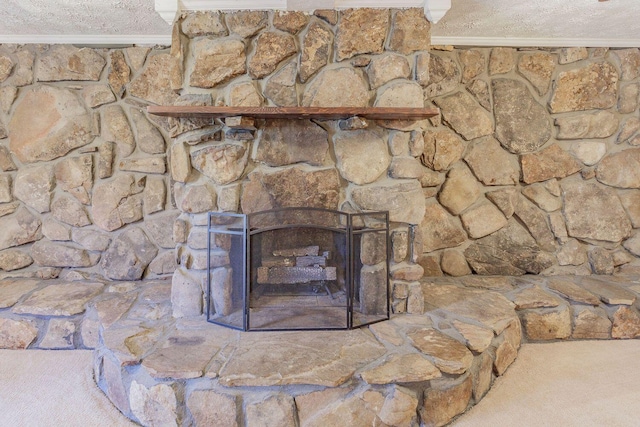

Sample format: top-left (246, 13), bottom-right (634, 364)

top-left (0, 0), bottom-right (638, 46)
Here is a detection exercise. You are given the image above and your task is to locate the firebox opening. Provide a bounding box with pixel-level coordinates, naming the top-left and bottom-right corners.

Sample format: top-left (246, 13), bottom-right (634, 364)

top-left (206, 208), bottom-right (390, 331)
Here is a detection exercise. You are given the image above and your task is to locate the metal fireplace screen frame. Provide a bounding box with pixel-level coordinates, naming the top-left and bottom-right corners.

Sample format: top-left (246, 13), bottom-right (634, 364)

top-left (206, 207), bottom-right (390, 331)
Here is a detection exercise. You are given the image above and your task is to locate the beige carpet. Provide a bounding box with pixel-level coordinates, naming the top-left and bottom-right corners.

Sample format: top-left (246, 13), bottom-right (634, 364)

top-left (454, 340), bottom-right (640, 427)
top-left (0, 350), bottom-right (137, 427)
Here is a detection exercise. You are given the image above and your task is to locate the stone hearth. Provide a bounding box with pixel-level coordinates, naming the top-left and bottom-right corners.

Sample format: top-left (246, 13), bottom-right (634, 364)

top-left (2, 274), bottom-right (640, 426)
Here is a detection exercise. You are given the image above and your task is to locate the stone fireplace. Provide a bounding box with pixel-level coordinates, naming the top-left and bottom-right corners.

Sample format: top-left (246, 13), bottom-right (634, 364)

top-left (206, 207), bottom-right (389, 330)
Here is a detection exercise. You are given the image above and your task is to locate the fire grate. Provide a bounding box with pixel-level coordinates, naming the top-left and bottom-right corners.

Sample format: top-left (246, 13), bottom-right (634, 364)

top-left (206, 207), bottom-right (390, 331)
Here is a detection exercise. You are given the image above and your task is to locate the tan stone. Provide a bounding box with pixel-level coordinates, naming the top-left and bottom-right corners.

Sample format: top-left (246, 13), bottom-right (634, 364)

top-left (493, 78), bottom-right (552, 154)
top-left (169, 142), bottom-right (190, 183)
top-left (299, 22), bottom-right (332, 83)
top-left (439, 164), bottom-right (481, 215)
top-left (219, 330), bottom-right (385, 386)
top-left (618, 117), bottom-right (640, 144)
top-left (424, 54), bottom-right (460, 97)
top-left (558, 47), bottom-right (588, 64)
top-left (98, 141), bottom-right (114, 179)
top-left (514, 195), bottom-right (556, 252)
top-left (0, 146), bottom-right (17, 172)
top-left (486, 188), bottom-right (518, 218)
top-left (489, 47), bottom-right (515, 75)
top-left (31, 239), bottom-right (98, 268)
top-left (124, 47), bottom-right (150, 72)
top-left (421, 376), bottom-right (472, 427)
top-left (422, 128), bottom-right (465, 171)
top-left (473, 352), bottom-right (493, 401)
top-left (573, 306), bottom-right (612, 339)
top-left (131, 109), bottom-right (165, 155)
top-left (92, 174), bottom-right (144, 231)
top-left (39, 318), bottom-right (75, 349)
top-left (549, 62), bottom-right (619, 113)
top-left (13, 50), bottom-right (34, 87)
top-left (36, 46), bottom-right (105, 81)
top-left (249, 32), bottom-right (297, 79)
top-left (612, 48), bottom-right (640, 80)
top-left (452, 320), bottom-right (493, 352)
top-left (0, 86), bottom-right (17, 115)
top-left (517, 52), bottom-right (555, 95)
top-left (0, 207), bottom-right (42, 251)
top-left (0, 55), bottom-right (13, 82)
top-left (12, 282), bottom-right (103, 316)
top-left (0, 279), bottom-right (39, 308)
top-left (82, 85), bottom-right (115, 108)
top-left (191, 144), bottom-right (248, 185)
top-left (296, 387), bottom-right (383, 427)
top-left (440, 250), bottom-right (471, 277)
top-left (367, 53), bottom-right (411, 89)
top-left (597, 148), bottom-right (640, 189)
top-left (265, 61), bottom-right (298, 106)
top-left (569, 141), bottom-right (607, 167)
top-left (556, 110), bottom-right (619, 140)
top-left (407, 328), bottom-right (473, 374)
top-left (9, 86), bottom-right (93, 163)
top-left (226, 11), bottom-right (267, 37)
top-left (520, 306), bottom-right (571, 341)
top-left (521, 144), bottom-right (581, 184)
top-left (119, 157), bottom-right (166, 174)
top-left (334, 130), bottom-right (389, 185)
top-left (511, 286), bottom-right (563, 310)
top-left (55, 155), bottom-right (93, 205)
top-left (102, 356), bottom-right (130, 414)
top-left (302, 67), bottom-right (369, 107)
top-left (460, 201), bottom-right (508, 239)
top-left (227, 81), bottom-right (262, 107)
top-left (464, 136), bottom-right (520, 185)
top-left (494, 338), bottom-right (517, 376)
top-left (0, 318), bottom-right (38, 349)
top-left (130, 381), bottom-right (177, 427)
top-left (459, 49), bottom-right (485, 83)
top-left (181, 12), bottom-right (227, 37)
top-left (52, 196), bottom-right (91, 227)
top-left (102, 105), bottom-right (135, 158)
top-left (361, 353), bottom-right (441, 384)
top-left (612, 306), bottom-right (640, 339)
top-left (421, 200), bottom-right (467, 252)
top-left (435, 91), bottom-right (493, 141)
top-left (581, 278), bottom-right (637, 305)
top-left (246, 394), bottom-right (295, 427)
top-left (13, 165), bottom-right (53, 213)
top-left (128, 53), bottom-right (181, 105)
top-left (108, 50), bottom-right (130, 97)
top-left (619, 83), bottom-right (640, 114)
top-left (352, 179), bottom-right (425, 224)
top-left (336, 8), bottom-right (389, 61)
top-left (562, 180), bottom-right (632, 243)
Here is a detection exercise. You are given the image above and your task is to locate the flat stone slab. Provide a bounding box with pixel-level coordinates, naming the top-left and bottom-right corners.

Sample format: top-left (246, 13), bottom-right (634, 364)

top-left (580, 278), bottom-right (637, 305)
top-left (407, 328), bottom-right (474, 375)
top-left (12, 282), bottom-right (104, 316)
top-left (547, 278), bottom-right (601, 305)
top-left (422, 282), bottom-right (517, 334)
top-left (360, 353), bottom-right (441, 384)
top-left (217, 329), bottom-right (386, 387)
top-left (509, 286), bottom-right (563, 309)
top-left (0, 279), bottom-right (40, 308)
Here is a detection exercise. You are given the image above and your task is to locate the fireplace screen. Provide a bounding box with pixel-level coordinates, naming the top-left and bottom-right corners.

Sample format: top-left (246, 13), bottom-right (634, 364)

top-left (206, 207), bottom-right (389, 331)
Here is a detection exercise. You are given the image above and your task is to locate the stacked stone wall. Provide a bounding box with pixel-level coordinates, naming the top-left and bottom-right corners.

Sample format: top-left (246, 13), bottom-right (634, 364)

top-left (1, 10), bottom-right (640, 314)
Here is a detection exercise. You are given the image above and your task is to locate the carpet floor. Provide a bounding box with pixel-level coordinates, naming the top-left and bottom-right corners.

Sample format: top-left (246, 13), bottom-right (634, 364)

top-left (453, 340), bottom-right (640, 427)
top-left (0, 350), bottom-right (137, 427)
top-left (1, 342), bottom-right (639, 427)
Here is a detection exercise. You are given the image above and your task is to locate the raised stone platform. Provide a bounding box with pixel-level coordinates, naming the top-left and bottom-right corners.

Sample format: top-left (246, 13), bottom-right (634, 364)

top-left (2, 274), bottom-right (640, 426)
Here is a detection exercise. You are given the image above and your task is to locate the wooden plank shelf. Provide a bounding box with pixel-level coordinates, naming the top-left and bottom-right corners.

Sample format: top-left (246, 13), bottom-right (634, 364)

top-left (146, 106), bottom-right (439, 120)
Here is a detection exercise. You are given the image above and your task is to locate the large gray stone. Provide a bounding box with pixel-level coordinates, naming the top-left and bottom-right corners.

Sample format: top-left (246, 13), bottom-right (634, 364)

top-left (549, 62), bottom-right (619, 113)
top-left (336, 8), bottom-right (389, 61)
top-left (493, 79), bottom-right (552, 154)
top-left (8, 86), bottom-right (93, 163)
top-left (562, 179), bottom-right (632, 242)
top-left (334, 130), bottom-right (390, 185)
top-left (36, 46), bottom-right (105, 81)
top-left (434, 91), bottom-right (493, 141)
top-left (101, 227), bottom-right (158, 280)
top-left (352, 180), bottom-right (425, 224)
top-left (465, 219), bottom-right (554, 275)
top-left (255, 120), bottom-right (328, 167)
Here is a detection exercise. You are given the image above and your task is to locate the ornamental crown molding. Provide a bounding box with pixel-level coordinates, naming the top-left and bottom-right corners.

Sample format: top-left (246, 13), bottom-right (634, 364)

top-left (156, 0), bottom-right (450, 24)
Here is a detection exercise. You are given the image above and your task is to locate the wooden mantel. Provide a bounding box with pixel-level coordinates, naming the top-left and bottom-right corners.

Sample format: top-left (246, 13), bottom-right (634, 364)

top-left (146, 106), bottom-right (439, 121)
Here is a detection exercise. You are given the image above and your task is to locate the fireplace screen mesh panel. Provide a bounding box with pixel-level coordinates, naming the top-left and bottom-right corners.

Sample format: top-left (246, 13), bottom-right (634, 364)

top-left (207, 208), bottom-right (389, 331)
